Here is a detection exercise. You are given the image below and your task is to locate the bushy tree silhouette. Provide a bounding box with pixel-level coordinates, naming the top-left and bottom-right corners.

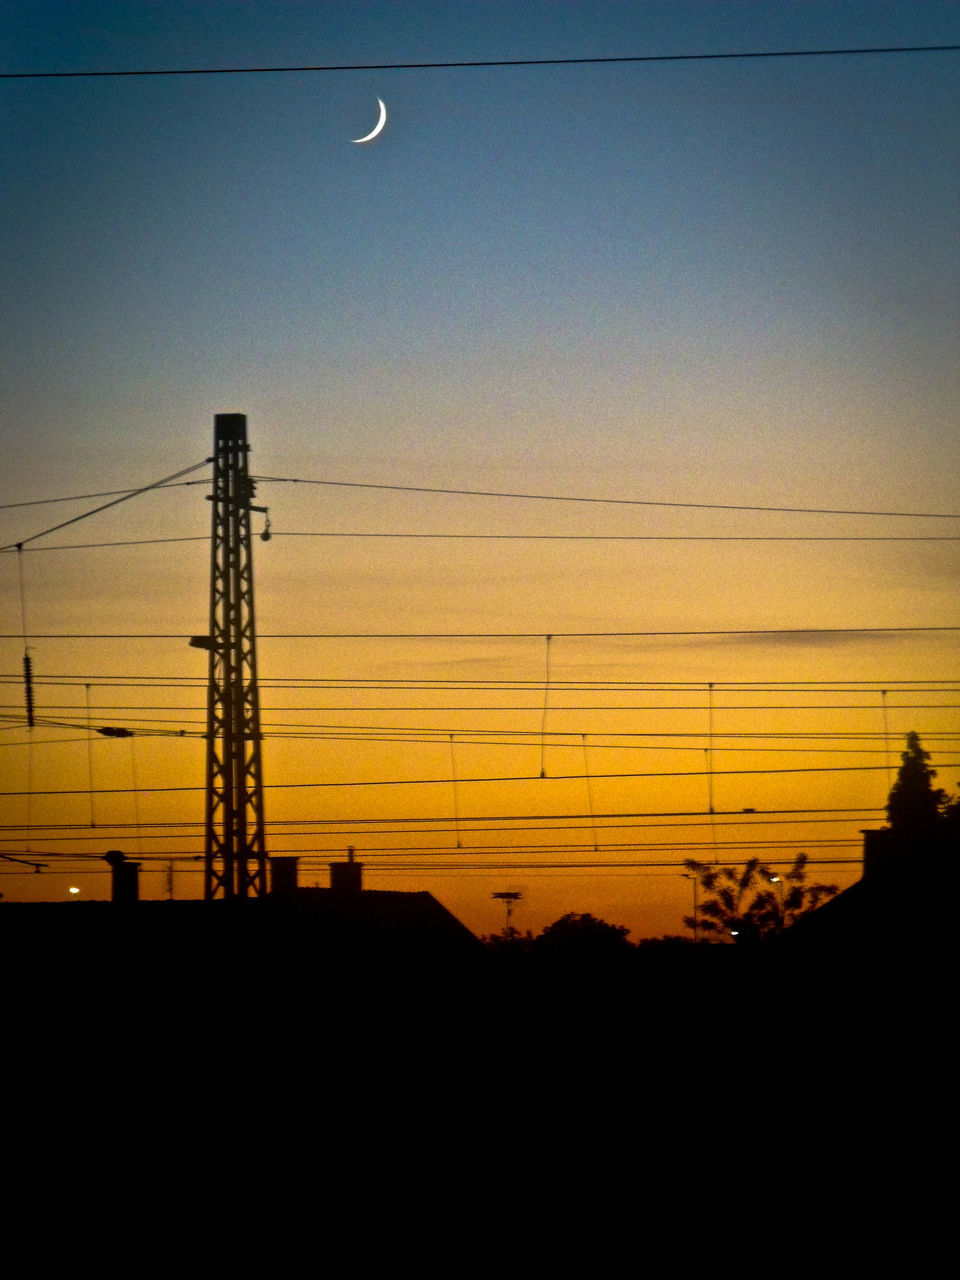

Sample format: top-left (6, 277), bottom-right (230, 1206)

top-left (885, 731), bottom-right (948, 838)
top-left (683, 853), bottom-right (838, 943)
top-left (533, 912), bottom-right (632, 955)
top-left (480, 926), bottom-right (535, 953)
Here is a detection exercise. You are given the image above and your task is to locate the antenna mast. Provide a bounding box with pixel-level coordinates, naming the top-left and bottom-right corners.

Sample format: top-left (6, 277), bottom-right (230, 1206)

top-left (199, 414), bottom-right (268, 898)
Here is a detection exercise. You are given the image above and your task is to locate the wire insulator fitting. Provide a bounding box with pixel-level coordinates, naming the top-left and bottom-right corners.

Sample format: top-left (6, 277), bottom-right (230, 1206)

top-left (23, 653), bottom-right (35, 728)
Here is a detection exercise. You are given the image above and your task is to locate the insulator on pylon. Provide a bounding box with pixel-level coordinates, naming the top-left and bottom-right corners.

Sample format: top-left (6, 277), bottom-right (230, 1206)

top-left (23, 654), bottom-right (35, 728)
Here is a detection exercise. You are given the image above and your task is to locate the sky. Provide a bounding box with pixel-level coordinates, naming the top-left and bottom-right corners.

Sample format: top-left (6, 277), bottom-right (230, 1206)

top-left (1, 2), bottom-right (958, 939)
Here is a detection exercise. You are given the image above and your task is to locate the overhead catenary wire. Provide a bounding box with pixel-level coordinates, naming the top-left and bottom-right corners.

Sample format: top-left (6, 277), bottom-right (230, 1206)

top-left (3, 759), bottom-right (958, 797)
top-left (2, 42), bottom-right (957, 79)
top-left (251, 476), bottom-right (960, 520)
top-left (275, 531), bottom-right (960, 540)
top-left (0, 818), bottom-right (886, 847)
top-left (5, 700), bottom-right (960, 722)
top-left (2, 673), bottom-right (956, 689)
top-left (0, 807), bottom-right (892, 832)
top-left (2, 626), bottom-right (956, 639)
top-left (0, 856), bottom-right (867, 875)
top-left (6, 532), bottom-right (960, 553)
top-left (4, 673), bottom-right (956, 688)
top-left (5, 723), bottom-right (959, 751)
top-left (2, 719), bottom-right (957, 753)
top-left (0, 840), bottom-right (868, 862)
top-left (9, 475), bottom-right (960, 520)
top-left (0, 459), bottom-right (211, 552)
top-left (0, 480), bottom-right (207, 511)
top-left (1, 536), bottom-right (209, 553)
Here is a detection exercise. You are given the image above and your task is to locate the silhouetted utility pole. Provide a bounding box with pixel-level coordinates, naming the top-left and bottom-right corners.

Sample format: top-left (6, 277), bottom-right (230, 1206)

top-left (193, 414), bottom-right (268, 899)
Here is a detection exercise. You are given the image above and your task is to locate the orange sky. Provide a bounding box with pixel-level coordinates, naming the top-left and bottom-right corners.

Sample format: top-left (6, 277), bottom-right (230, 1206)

top-left (2, 528), bottom-right (958, 938)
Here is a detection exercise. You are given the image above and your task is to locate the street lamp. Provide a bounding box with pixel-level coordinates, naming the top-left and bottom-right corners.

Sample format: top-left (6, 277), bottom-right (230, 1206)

top-left (682, 872), bottom-right (699, 943)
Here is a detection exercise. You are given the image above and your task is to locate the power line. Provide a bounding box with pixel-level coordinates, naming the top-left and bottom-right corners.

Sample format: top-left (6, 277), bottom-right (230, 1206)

top-left (253, 476), bottom-right (960, 520)
top-left (3, 675), bottom-right (955, 688)
top-left (0, 481), bottom-right (207, 512)
top-left (0, 842), bottom-right (865, 863)
top-left (277, 532), bottom-right (960, 542)
top-left (0, 817), bottom-right (884, 844)
top-left (0, 857), bottom-right (867, 875)
top-left (3, 759), bottom-right (957, 797)
top-left (6, 704), bottom-right (958, 734)
top-left (2, 44), bottom-right (957, 80)
top-left (0, 459), bottom-right (211, 552)
top-left (0, 804), bottom-right (889, 828)
top-left (8, 475), bottom-right (958, 526)
top-left (1, 626), bottom-right (957, 639)
top-left (6, 532), bottom-right (960, 553)
top-left (5, 674), bottom-right (954, 687)
top-left (1, 537), bottom-right (207, 553)
top-left (1, 717), bottom-right (938, 752)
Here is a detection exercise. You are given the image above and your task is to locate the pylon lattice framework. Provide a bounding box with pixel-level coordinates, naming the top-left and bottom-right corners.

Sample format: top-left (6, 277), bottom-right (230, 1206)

top-left (202, 414), bottom-right (268, 898)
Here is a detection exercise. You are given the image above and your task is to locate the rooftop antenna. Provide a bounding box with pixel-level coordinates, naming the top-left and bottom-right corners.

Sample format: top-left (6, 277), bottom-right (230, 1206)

top-left (492, 890), bottom-right (522, 930)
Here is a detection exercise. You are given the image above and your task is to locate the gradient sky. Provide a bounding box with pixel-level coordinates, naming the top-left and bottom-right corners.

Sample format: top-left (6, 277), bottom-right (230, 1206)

top-left (2, 3), bottom-right (958, 937)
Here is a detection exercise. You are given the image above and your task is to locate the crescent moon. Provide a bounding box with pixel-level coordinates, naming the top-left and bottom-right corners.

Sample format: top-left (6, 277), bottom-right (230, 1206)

top-left (352, 98), bottom-right (387, 144)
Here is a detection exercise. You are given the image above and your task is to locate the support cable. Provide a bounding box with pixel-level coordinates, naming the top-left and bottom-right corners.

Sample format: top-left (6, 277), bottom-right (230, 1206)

top-left (0, 459), bottom-right (211, 552)
top-left (0, 480), bottom-right (207, 512)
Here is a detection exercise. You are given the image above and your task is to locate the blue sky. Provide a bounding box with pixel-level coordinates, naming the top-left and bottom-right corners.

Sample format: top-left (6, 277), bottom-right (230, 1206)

top-left (3, 2), bottom-right (958, 508)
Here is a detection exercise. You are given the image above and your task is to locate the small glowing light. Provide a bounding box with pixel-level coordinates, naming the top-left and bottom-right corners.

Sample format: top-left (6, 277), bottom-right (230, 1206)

top-left (68, 886), bottom-right (80, 895)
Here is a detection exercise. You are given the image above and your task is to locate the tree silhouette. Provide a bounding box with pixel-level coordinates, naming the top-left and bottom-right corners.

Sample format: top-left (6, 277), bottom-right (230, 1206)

top-left (480, 926), bottom-right (535, 954)
top-left (885, 731), bottom-right (948, 838)
top-left (683, 854), bottom-right (838, 943)
top-left (533, 912), bottom-right (632, 955)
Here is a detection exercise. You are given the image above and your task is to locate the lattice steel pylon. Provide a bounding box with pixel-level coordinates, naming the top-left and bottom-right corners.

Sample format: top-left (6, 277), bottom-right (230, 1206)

top-left (199, 414), bottom-right (268, 898)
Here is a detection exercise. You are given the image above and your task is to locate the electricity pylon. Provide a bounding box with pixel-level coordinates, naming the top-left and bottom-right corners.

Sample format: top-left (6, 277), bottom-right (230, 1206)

top-left (195, 414), bottom-right (268, 898)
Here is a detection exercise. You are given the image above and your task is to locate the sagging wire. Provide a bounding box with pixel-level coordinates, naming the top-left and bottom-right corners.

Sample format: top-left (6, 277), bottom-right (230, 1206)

top-left (0, 457), bottom-right (212, 553)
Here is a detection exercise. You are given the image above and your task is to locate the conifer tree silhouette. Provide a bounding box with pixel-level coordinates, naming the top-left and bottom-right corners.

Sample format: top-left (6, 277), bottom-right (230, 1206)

top-left (885, 732), bottom-right (947, 838)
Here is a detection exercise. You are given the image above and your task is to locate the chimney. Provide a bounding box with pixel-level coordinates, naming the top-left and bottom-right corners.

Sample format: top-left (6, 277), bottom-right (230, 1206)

top-left (104, 850), bottom-right (140, 903)
top-left (270, 857), bottom-right (300, 897)
top-left (330, 846), bottom-right (363, 894)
